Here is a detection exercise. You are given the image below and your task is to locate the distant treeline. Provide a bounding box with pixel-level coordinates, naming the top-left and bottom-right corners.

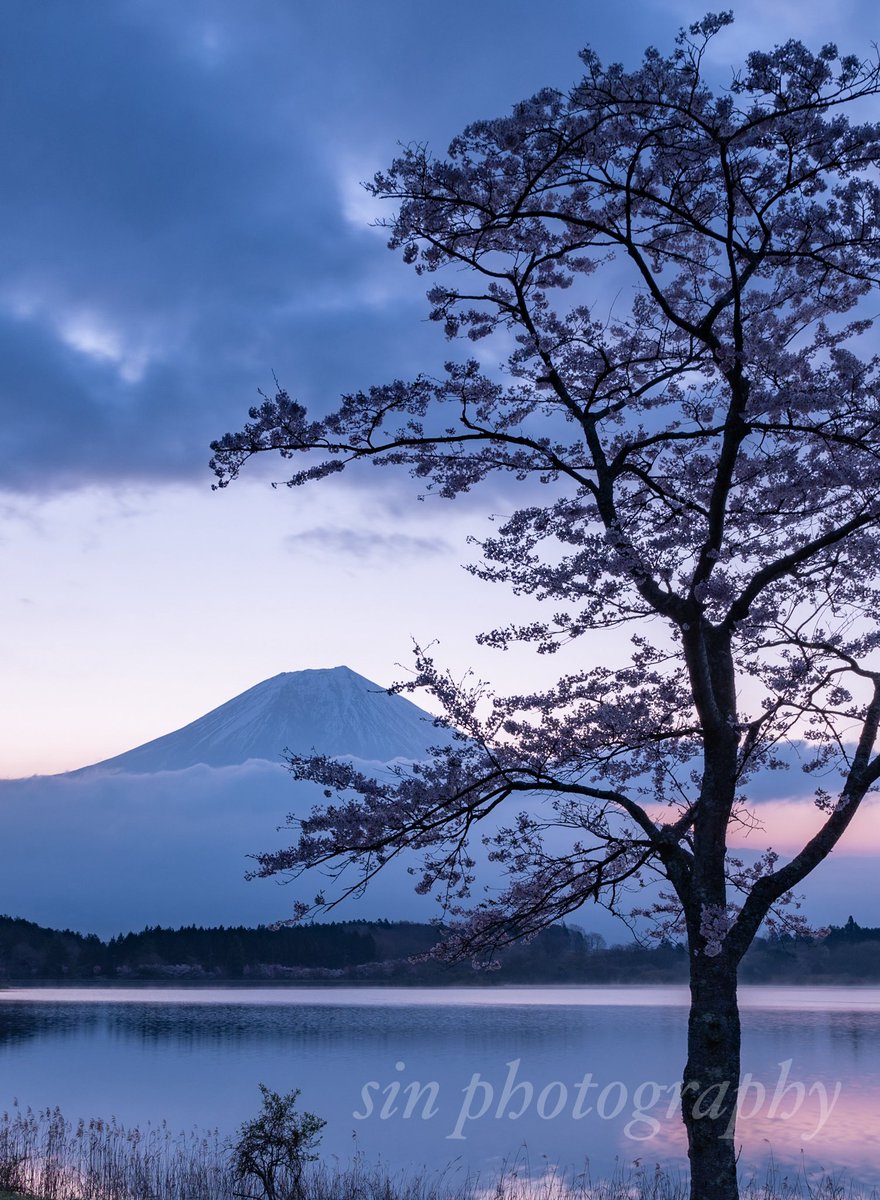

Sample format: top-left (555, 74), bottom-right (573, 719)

top-left (0, 913), bottom-right (878, 984)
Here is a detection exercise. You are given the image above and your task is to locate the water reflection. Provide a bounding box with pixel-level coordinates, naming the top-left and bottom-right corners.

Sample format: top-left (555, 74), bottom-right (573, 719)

top-left (0, 986), bottom-right (877, 1186)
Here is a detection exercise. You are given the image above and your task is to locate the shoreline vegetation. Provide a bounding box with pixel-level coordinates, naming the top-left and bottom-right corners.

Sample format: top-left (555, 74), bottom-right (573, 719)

top-left (0, 1102), bottom-right (876, 1200)
top-left (1, 915), bottom-right (879, 987)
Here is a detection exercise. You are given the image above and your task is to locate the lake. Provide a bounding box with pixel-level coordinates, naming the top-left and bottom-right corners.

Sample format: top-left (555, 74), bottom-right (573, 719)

top-left (0, 985), bottom-right (877, 1189)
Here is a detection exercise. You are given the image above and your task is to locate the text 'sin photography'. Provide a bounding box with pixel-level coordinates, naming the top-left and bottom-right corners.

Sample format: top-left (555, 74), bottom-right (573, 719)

top-left (352, 1059), bottom-right (842, 1143)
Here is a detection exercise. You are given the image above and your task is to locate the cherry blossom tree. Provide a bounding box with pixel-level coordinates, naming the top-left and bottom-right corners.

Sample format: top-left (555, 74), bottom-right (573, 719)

top-left (211, 15), bottom-right (880, 1198)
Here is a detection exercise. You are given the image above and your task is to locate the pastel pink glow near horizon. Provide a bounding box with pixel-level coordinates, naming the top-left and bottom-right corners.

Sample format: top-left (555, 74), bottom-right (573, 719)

top-left (727, 798), bottom-right (880, 857)
top-left (641, 798), bottom-right (880, 859)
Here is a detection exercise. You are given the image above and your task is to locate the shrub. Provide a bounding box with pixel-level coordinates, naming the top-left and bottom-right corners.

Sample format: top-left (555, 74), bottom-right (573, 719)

top-left (230, 1084), bottom-right (325, 1200)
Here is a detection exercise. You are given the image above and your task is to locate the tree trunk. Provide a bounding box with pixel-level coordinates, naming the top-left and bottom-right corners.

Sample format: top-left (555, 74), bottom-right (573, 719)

top-left (683, 952), bottom-right (741, 1200)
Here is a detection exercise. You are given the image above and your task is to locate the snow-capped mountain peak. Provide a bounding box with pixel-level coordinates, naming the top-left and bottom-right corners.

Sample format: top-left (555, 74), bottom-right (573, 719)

top-left (77, 666), bottom-right (450, 774)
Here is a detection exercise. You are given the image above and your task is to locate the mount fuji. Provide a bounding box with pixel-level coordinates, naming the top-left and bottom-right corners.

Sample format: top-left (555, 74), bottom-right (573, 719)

top-left (77, 666), bottom-right (453, 774)
top-left (0, 667), bottom-right (456, 937)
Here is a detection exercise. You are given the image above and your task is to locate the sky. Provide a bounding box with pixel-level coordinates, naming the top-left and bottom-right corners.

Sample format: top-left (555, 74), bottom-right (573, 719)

top-left (2, 0), bottom-right (880, 932)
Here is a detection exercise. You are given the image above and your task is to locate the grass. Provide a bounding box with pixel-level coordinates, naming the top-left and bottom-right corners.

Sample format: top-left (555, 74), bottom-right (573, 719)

top-left (0, 1102), bottom-right (875, 1200)
top-left (0, 1103), bottom-right (227, 1200)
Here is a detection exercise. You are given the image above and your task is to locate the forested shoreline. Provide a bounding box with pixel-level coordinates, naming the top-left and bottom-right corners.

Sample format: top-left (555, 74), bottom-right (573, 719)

top-left (1, 914), bottom-right (879, 985)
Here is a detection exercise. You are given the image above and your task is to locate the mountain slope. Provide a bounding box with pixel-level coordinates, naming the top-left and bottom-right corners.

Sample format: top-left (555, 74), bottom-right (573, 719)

top-left (78, 666), bottom-right (451, 773)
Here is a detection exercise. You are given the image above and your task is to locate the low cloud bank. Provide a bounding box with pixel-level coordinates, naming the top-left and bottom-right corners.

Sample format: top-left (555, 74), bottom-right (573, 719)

top-left (0, 760), bottom-right (435, 937)
top-left (1, 757), bottom-right (876, 940)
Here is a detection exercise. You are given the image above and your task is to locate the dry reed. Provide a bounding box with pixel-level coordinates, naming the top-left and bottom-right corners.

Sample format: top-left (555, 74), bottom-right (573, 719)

top-left (0, 1103), bottom-right (874, 1200)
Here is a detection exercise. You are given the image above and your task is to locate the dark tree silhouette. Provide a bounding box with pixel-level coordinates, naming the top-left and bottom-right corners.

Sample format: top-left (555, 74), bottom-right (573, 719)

top-left (212, 16), bottom-right (880, 1198)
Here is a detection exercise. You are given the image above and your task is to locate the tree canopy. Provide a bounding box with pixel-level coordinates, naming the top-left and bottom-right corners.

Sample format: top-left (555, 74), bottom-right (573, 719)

top-left (212, 15), bottom-right (880, 1197)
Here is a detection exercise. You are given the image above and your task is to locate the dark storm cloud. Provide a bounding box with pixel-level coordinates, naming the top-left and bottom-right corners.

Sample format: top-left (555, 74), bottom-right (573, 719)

top-left (0, 0), bottom-right (643, 495)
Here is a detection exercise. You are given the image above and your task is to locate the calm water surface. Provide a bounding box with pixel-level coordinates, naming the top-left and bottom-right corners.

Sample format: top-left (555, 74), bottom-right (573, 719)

top-left (0, 985), bottom-right (877, 1187)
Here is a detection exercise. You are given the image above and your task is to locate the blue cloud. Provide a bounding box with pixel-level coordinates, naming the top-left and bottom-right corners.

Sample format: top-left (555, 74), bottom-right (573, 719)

top-left (0, 0), bottom-right (666, 495)
top-left (286, 526), bottom-right (450, 560)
